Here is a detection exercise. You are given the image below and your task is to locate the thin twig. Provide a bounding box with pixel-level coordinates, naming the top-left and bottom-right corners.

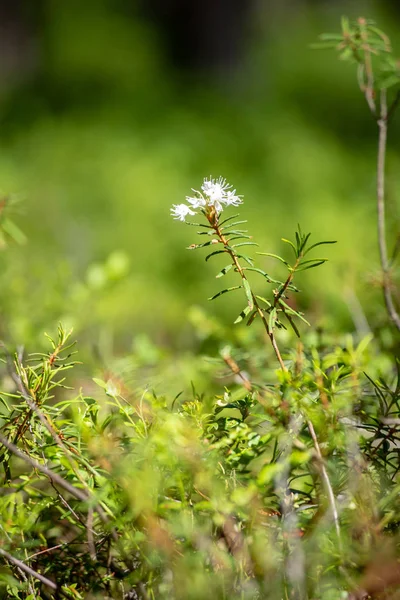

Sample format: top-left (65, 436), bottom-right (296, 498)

top-left (0, 547), bottom-right (70, 597)
top-left (307, 420), bottom-right (342, 549)
top-left (275, 415), bottom-right (306, 598)
top-left (221, 348), bottom-right (252, 392)
top-left (376, 89), bottom-right (400, 331)
top-left (0, 431), bottom-right (89, 502)
top-left (87, 507), bottom-right (97, 561)
top-left (359, 20), bottom-right (377, 115)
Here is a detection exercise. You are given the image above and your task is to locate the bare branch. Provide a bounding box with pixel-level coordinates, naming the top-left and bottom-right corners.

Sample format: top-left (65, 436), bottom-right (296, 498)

top-left (377, 89), bottom-right (400, 331)
top-left (0, 431), bottom-right (90, 501)
top-left (0, 547), bottom-right (71, 597)
top-left (307, 420), bottom-right (342, 549)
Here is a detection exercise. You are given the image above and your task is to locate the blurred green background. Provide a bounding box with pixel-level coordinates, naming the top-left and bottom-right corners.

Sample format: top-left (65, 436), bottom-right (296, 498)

top-left (0, 0), bottom-right (399, 356)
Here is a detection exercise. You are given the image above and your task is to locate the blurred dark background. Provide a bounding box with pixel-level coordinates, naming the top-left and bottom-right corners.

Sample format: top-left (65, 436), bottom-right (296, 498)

top-left (0, 0), bottom-right (399, 353)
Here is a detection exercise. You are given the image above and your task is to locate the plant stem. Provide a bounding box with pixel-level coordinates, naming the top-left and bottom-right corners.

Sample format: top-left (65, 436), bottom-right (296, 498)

top-left (274, 256), bottom-right (301, 307)
top-left (0, 548), bottom-right (71, 597)
top-left (307, 419), bottom-right (342, 549)
top-left (377, 90), bottom-right (400, 332)
top-left (359, 22), bottom-right (376, 116)
top-left (213, 221), bottom-right (286, 370)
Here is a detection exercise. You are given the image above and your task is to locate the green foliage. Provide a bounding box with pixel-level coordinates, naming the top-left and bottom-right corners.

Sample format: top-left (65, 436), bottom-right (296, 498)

top-left (0, 12), bottom-right (399, 600)
top-left (0, 322), bottom-right (398, 599)
top-left (313, 16), bottom-right (400, 91)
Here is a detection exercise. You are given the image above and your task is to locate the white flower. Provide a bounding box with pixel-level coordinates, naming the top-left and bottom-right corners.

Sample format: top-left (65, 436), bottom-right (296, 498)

top-left (172, 176), bottom-right (243, 223)
top-left (171, 203), bottom-right (196, 221)
top-left (186, 194), bottom-right (206, 209)
top-left (222, 190), bottom-right (242, 207)
top-left (202, 177), bottom-right (231, 205)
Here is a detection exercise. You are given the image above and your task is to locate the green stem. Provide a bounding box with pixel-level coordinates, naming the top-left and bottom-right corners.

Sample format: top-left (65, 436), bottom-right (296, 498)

top-left (213, 220), bottom-right (287, 371)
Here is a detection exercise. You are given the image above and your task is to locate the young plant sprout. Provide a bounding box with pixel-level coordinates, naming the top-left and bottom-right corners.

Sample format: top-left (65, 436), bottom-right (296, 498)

top-left (172, 177), bottom-right (336, 370)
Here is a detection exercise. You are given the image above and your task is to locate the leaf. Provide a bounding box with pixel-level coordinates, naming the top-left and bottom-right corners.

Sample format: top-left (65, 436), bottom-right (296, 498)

top-left (196, 230), bottom-right (216, 236)
top-left (205, 250), bottom-right (226, 262)
top-left (339, 47), bottom-right (354, 62)
top-left (243, 267), bottom-right (275, 283)
top-left (379, 74), bottom-right (400, 90)
top-left (283, 310), bottom-right (301, 337)
top-left (297, 260), bottom-right (327, 271)
top-left (268, 307), bottom-right (277, 331)
top-left (1, 218), bottom-right (27, 244)
top-left (185, 222), bottom-right (211, 228)
top-left (231, 242), bottom-right (258, 249)
top-left (341, 15), bottom-right (350, 35)
top-left (257, 252), bottom-right (290, 267)
top-left (187, 240), bottom-right (218, 250)
top-left (234, 305), bottom-right (252, 324)
top-left (295, 229), bottom-right (301, 251)
top-left (219, 213), bottom-right (240, 226)
top-left (310, 42), bottom-right (341, 50)
top-left (299, 232), bottom-right (311, 253)
top-left (235, 253), bottom-right (254, 266)
top-left (282, 237), bottom-right (297, 258)
top-left (0, 395), bottom-right (10, 411)
top-left (226, 233), bottom-right (251, 240)
top-left (243, 278), bottom-right (254, 310)
top-left (93, 378), bottom-right (107, 389)
top-left (221, 220), bottom-right (248, 230)
top-left (208, 285), bottom-right (242, 301)
top-left (279, 300), bottom-right (310, 326)
top-left (318, 33), bottom-right (345, 41)
top-left (216, 264), bottom-right (233, 278)
top-left (303, 240), bottom-right (336, 256)
top-left (255, 294), bottom-right (271, 307)
top-left (101, 414), bottom-right (115, 432)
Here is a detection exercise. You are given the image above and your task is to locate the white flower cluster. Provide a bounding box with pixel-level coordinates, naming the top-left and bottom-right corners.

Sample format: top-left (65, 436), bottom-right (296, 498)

top-left (171, 177), bottom-right (243, 222)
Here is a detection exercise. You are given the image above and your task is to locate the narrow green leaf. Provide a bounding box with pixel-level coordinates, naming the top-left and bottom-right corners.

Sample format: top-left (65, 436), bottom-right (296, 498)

top-left (318, 33), bottom-right (345, 41)
top-left (0, 395), bottom-right (11, 411)
top-left (297, 260), bottom-right (327, 271)
top-left (282, 238), bottom-right (297, 258)
top-left (187, 240), bottom-right (218, 250)
top-left (242, 267), bottom-right (283, 285)
top-left (255, 294), bottom-right (271, 307)
top-left (295, 230), bottom-right (301, 251)
top-left (218, 213), bottom-right (240, 226)
top-left (1, 218), bottom-right (27, 244)
top-left (299, 232), bottom-right (311, 253)
top-left (93, 378), bottom-right (107, 389)
top-left (221, 221), bottom-right (248, 230)
top-left (310, 42), bottom-right (342, 50)
top-left (236, 253), bottom-right (254, 266)
top-left (226, 234), bottom-right (251, 241)
top-left (279, 300), bottom-right (310, 325)
top-left (243, 279), bottom-right (254, 310)
top-left (234, 305), bottom-right (252, 324)
top-left (341, 15), bottom-right (350, 35)
top-left (209, 285), bottom-right (242, 301)
top-left (185, 222), bottom-right (211, 228)
top-left (257, 252), bottom-right (290, 267)
top-left (380, 74), bottom-right (400, 90)
top-left (283, 310), bottom-right (301, 338)
top-left (303, 240), bottom-right (337, 256)
top-left (205, 250), bottom-right (226, 262)
top-left (216, 264), bottom-right (233, 278)
top-left (268, 307), bottom-right (277, 331)
top-left (231, 242), bottom-right (258, 249)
